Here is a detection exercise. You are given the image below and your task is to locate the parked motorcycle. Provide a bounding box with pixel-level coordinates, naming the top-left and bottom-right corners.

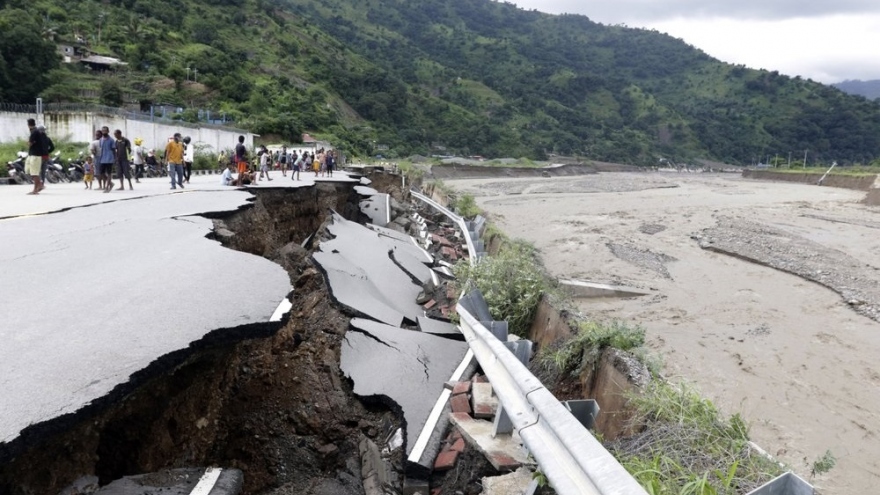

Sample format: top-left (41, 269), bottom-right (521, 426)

top-left (44, 151), bottom-right (67, 183)
top-left (67, 152), bottom-right (85, 182)
top-left (6, 152), bottom-right (32, 184)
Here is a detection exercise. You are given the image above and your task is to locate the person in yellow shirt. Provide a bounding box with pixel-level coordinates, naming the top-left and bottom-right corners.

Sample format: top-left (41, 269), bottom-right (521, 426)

top-left (164, 133), bottom-right (185, 190)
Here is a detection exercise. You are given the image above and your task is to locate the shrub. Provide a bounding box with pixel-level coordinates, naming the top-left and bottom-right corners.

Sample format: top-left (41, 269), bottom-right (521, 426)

top-left (453, 240), bottom-right (546, 337)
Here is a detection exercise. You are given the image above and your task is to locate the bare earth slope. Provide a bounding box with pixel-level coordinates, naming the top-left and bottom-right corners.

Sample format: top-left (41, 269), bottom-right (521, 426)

top-left (447, 172), bottom-right (880, 495)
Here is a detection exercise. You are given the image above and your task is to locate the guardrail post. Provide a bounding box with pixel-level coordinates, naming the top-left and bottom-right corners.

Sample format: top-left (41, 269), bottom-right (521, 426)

top-left (492, 405), bottom-right (514, 437)
top-left (564, 400), bottom-right (600, 431)
top-left (504, 340), bottom-right (533, 366)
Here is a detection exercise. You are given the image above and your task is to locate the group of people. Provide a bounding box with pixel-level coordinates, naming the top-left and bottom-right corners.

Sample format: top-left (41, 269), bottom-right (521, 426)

top-left (22, 121), bottom-right (339, 194)
top-left (218, 138), bottom-right (339, 186)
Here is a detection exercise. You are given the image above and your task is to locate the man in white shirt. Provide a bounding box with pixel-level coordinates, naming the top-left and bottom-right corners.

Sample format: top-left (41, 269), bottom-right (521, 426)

top-left (220, 164), bottom-right (235, 186)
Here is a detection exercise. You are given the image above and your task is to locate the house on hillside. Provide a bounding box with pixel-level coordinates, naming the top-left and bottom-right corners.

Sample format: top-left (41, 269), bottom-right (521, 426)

top-left (80, 55), bottom-right (128, 72)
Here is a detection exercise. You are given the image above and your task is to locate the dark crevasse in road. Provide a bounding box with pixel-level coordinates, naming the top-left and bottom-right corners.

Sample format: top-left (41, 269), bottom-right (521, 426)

top-left (0, 180), bottom-right (402, 495)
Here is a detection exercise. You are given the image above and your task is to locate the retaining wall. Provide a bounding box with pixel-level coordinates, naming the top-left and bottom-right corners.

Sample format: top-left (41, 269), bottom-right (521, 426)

top-left (0, 110), bottom-right (253, 154)
top-left (742, 169), bottom-right (878, 191)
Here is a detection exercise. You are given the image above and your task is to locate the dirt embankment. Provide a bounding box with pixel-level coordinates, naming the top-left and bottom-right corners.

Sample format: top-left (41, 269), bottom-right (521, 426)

top-left (742, 169), bottom-right (878, 191)
top-left (429, 163), bottom-right (600, 180)
top-left (0, 182), bottom-right (395, 495)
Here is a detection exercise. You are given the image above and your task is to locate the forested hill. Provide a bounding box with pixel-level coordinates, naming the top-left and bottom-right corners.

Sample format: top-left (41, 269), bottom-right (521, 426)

top-left (5, 0), bottom-right (880, 165)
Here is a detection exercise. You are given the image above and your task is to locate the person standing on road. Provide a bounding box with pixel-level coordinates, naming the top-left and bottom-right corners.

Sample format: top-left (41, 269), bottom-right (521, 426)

top-left (25, 118), bottom-right (44, 195)
top-left (258, 146), bottom-right (272, 181)
top-left (132, 137), bottom-right (145, 183)
top-left (326, 150), bottom-right (335, 177)
top-left (37, 125), bottom-right (54, 185)
top-left (234, 135), bottom-right (248, 186)
top-left (98, 126), bottom-right (117, 193)
top-left (89, 130), bottom-right (104, 190)
top-left (165, 133), bottom-right (185, 190)
top-left (279, 145), bottom-right (288, 177)
top-left (183, 136), bottom-right (193, 183)
top-left (113, 129), bottom-right (133, 191)
top-left (291, 151), bottom-right (302, 181)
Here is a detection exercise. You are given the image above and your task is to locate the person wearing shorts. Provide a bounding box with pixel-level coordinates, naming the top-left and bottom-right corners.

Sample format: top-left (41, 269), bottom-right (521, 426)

top-left (113, 129), bottom-right (133, 191)
top-left (98, 126), bottom-right (116, 192)
top-left (25, 118), bottom-right (44, 194)
top-left (234, 135), bottom-right (248, 185)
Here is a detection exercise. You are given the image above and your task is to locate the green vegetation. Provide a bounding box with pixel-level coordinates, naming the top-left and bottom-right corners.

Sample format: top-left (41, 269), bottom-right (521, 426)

top-left (5, 0), bottom-right (879, 163)
top-left (453, 240), bottom-right (547, 337)
top-left (762, 166), bottom-right (880, 177)
top-left (610, 381), bottom-right (784, 494)
top-left (541, 320), bottom-right (647, 375)
top-left (451, 193), bottom-right (480, 218)
top-left (810, 450), bottom-right (836, 479)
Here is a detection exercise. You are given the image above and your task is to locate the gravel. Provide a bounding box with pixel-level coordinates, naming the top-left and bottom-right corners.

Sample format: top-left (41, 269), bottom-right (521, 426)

top-left (607, 242), bottom-right (677, 279)
top-left (695, 216), bottom-right (880, 322)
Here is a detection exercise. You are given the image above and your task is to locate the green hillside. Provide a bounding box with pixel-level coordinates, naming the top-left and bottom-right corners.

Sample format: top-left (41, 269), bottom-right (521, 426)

top-left (5, 0), bottom-right (880, 165)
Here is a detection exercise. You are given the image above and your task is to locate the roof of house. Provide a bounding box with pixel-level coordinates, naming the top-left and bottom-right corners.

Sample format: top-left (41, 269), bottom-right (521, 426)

top-left (79, 55), bottom-right (128, 66)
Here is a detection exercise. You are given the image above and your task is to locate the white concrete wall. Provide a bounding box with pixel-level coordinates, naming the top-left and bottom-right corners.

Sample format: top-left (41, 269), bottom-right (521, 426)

top-left (0, 110), bottom-right (253, 156)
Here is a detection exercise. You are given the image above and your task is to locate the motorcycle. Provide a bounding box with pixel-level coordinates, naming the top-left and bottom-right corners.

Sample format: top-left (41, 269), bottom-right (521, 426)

top-left (44, 151), bottom-right (67, 183)
top-left (6, 152), bottom-right (32, 184)
top-left (67, 153), bottom-right (85, 182)
top-left (145, 159), bottom-right (166, 178)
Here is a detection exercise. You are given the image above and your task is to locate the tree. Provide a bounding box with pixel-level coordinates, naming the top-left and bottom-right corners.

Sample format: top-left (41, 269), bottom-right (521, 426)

top-left (100, 79), bottom-right (124, 107)
top-left (0, 9), bottom-right (60, 103)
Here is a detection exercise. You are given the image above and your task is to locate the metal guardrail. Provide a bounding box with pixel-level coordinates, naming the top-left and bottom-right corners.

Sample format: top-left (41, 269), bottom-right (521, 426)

top-left (458, 291), bottom-right (649, 495)
top-left (411, 189), bottom-right (646, 494)
top-left (410, 189), bottom-right (483, 262)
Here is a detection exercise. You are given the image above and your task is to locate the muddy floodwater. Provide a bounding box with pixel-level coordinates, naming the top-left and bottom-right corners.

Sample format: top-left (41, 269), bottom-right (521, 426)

top-left (447, 172), bottom-right (880, 495)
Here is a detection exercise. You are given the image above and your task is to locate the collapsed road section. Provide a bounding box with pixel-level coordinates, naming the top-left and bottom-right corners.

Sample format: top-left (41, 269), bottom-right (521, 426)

top-left (0, 173), bottom-right (492, 495)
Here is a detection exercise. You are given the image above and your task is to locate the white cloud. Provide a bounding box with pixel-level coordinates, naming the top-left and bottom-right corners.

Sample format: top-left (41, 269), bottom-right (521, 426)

top-left (646, 15), bottom-right (880, 83)
top-left (510, 1), bottom-right (880, 82)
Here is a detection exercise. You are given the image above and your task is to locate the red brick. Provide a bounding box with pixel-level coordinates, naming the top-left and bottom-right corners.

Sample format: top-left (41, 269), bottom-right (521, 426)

top-left (448, 429), bottom-right (462, 443)
top-left (431, 489), bottom-right (442, 495)
top-left (488, 451), bottom-right (521, 470)
top-left (423, 299), bottom-right (437, 310)
top-left (452, 381), bottom-right (471, 396)
top-left (451, 393), bottom-right (472, 414)
top-left (433, 449), bottom-right (459, 471)
top-left (450, 438), bottom-right (466, 453)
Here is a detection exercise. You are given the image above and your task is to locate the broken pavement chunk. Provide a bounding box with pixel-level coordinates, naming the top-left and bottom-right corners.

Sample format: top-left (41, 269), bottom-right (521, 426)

top-left (341, 318), bottom-right (469, 458)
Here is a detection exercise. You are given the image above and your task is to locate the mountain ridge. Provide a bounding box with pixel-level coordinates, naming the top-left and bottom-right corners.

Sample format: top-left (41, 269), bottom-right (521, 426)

top-left (4, 0), bottom-right (879, 164)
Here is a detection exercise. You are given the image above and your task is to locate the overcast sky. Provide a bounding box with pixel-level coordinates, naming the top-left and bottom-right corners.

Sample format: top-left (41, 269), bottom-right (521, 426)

top-left (510, 0), bottom-right (880, 83)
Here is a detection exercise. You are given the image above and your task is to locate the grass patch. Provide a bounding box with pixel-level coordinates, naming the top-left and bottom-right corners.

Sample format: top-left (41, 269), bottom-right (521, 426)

top-left (540, 320), bottom-right (647, 375)
top-left (453, 240), bottom-right (547, 337)
top-left (763, 166), bottom-right (880, 177)
top-left (609, 381), bottom-right (784, 494)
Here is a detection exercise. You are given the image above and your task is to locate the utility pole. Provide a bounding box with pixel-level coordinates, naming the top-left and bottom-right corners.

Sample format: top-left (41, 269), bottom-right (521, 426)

top-left (774, 154), bottom-right (778, 168)
top-left (788, 151), bottom-right (792, 168)
top-left (803, 150), bottom-right (808, 169)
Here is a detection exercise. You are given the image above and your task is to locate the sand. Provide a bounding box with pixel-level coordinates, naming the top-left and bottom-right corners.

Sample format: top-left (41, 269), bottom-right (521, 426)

top-left (446, 172), bottom-right (880, 494)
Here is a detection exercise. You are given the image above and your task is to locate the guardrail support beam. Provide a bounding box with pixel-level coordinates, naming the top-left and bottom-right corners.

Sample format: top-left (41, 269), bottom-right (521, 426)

top-left (493, 405), bottom-right (514, 437)
top-left (564, 400), bottom-right (600, 431)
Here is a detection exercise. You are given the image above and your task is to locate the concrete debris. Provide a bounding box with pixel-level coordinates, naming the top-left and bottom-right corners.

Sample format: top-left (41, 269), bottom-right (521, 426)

top-left (449, 413), bottom-right (531, 471)
top-left (481, 467), bottom-right (536, 495)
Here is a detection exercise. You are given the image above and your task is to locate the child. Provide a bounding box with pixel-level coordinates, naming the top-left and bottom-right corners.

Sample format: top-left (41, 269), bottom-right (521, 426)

top-left (83, 156), bottom-right (94, 189)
